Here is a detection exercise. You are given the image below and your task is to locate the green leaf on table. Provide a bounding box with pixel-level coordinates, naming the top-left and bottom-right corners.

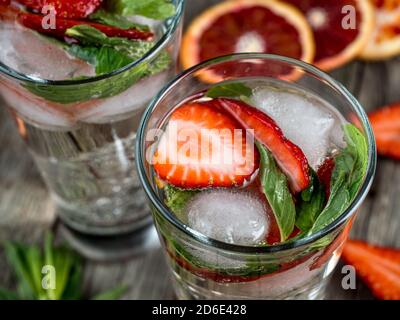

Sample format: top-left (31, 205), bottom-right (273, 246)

top-left (309, 124), bottom-right (368, 233)
top-left (206, 82), bottom-right (253, 99)
top-left (92, 285), bottom-right (128, 300)
top-left (4, 242), bottom-right (36, 299)
top-left (257, 142), bottom-right (296, 241)
top-left (164, 184), bottom-right (198, 223)
top-left (1, 233), bottom-right (127, 300)
top-left (89, 9), bottom-right (150, 31)
top-left (107, 0), bottom-right (176, 20)
top-left (0, 287), bottom-right (19, 300)
top-left (25, 245), bottom-right (47, 299)
top-left (296, 170), bottom-right (326, 232)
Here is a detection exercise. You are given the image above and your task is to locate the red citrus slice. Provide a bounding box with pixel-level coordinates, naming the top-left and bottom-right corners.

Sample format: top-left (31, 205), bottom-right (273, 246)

top-left (285, 0), bottom-right (375, 71)
top-left (180, 0), bottom-right (315, 83)
top-left (361, 0), bottom-right (400, 60)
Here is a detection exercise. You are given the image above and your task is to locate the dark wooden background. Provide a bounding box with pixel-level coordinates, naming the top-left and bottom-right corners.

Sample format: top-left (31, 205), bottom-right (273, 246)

top-left (1, 0), bottom-right (399, 299)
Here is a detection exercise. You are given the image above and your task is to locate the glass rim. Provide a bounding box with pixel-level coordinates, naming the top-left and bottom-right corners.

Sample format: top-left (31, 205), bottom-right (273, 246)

top-left (0, 0), bottom-right (184, 86)
top-left (136, 53), bottom-right (377, 254)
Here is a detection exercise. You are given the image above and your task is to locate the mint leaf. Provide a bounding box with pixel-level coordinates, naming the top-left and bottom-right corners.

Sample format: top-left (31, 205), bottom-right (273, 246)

top-left (0, 287), bottom-right (19, 300)
top-left (89, 9), bottom-right (149, 31)
top-left (206, 82), bottom-right (252, 99)
top-left (23, 63), bottom-right (148, 104)
top-left (4, 242), bottom-right (36, 299)
top-left (164, 185), bottom-right (198, 223)
top-left (148, 50), bottom-right (171, 75)
top-left (92, 285), bottom-right (128, 300)
top-left (95, 46), bottom-right (133, 74)
top-left (25, 246), bottom-right (47, 299)
top-left (309, 124), bottom-right (368, 233)
top-left (23, 26), bottom-right (171, 104)
top-left (296, 170), bottom-right (326, 232)
top-left (107, 0), bottom-right (176, 20)
top-left (257, 142), bottom-right (296, 241)
top-left (66, 25), bottom-right (170, 75)
top-left (1, 234), bottom-right (128, 300)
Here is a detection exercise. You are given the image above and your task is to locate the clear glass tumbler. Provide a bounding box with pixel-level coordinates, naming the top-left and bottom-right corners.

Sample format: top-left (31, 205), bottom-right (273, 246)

top-left (136, 53), bottom-right (376, 299)
top-left (0, 0), bottom-right (184, 236)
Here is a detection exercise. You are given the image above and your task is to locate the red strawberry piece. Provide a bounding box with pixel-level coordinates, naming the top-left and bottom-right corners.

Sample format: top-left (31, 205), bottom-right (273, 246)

top-left (341, 240), bottom-right (400, 300)
top-left (18, 12), bottom-right (154, 41)
top-left (215, 98), bottom-right (310, 193)
top-left (369, 102), bottom-right (400, 160)
top-left (317, 157), bottom-right (335, 199)
top-left (17, 0), bottom-right (102, 19)
top-left (0, 0), bottom-right (10, 5)
top-left (152, 101), bottom-right (259, 189)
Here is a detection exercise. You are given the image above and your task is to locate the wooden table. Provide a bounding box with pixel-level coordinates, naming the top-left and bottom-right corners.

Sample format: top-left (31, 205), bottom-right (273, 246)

top-left (1, 0), bottom-right (399, 300)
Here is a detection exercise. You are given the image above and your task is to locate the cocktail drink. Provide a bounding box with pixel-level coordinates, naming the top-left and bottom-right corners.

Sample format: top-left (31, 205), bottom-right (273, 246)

top-left (0, 0), bottom-right (184, 235)
top-left (136, 54), bottom-right (376, 299)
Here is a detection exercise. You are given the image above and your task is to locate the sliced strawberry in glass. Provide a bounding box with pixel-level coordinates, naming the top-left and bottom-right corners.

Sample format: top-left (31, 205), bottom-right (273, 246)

top-left (216, 98), bottom-right (310, 193)
top-left (18, 12), bottom-right (154, 41)
top-left (152, 101), bottom-right (259, 189)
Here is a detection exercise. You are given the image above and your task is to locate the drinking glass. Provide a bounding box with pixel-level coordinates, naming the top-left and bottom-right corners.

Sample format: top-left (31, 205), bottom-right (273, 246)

top-left (0, 0), bottom-right (184, 237)
top-left (136, 53), bottom-right (376, 299)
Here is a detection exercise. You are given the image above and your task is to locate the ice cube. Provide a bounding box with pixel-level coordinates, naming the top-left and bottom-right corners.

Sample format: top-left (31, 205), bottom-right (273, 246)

top-left (0, 22), bottom-right (95, 80)
top-left (251, 87), bottom-right (345, 169)
top-left (186, 190), bottom-right (269, 246)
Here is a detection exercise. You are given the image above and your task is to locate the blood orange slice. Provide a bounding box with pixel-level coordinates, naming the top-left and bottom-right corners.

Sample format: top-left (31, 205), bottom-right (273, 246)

top-left (285, 0), bottom-right (375, 71)
top-left (361, 0), bottom-right (400, 60)
top-left (180, 0), bottom-right (315, 83)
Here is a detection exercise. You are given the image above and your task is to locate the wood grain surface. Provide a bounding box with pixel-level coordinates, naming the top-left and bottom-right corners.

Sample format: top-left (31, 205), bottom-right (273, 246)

top-left (1, 0), bottom-right (399, 300)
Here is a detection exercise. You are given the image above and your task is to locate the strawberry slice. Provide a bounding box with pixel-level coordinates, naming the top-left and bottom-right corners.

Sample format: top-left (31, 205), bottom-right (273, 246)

top-left (317, 157), bottom-right (335, 199)
top-left (152, 101), bottom-right (259, 189)
top-left (369, 102), bottom-right (400, 160)
top-left (16, 0), bottom-right (102, 19)
top-left (341, 240), bottom-right (400, 300)
top-left (215, 98), bottom-right (310, 193)
top-left (18, 12), bottom-right (154, 41)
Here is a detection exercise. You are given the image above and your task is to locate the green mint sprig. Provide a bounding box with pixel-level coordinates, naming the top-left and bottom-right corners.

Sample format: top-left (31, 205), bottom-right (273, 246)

top-left (0, 233), bottom-right (127, 300)
top-left (23, 25), bottom-right (171, 104)
top-left (257, 142), bottom-right (296, 242)
top-left (295, 170), bottom-right (326, 232)
top-left (106, 0), bottom-right (176, 20)
top-left (308, 124), bottom-right (368, 234)
top-left (163, 185), bottom-right (198, 223)
top-left (89, 9), bottom-right (150, 31)
top-left (206, 82), bottom-right (253, 99)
